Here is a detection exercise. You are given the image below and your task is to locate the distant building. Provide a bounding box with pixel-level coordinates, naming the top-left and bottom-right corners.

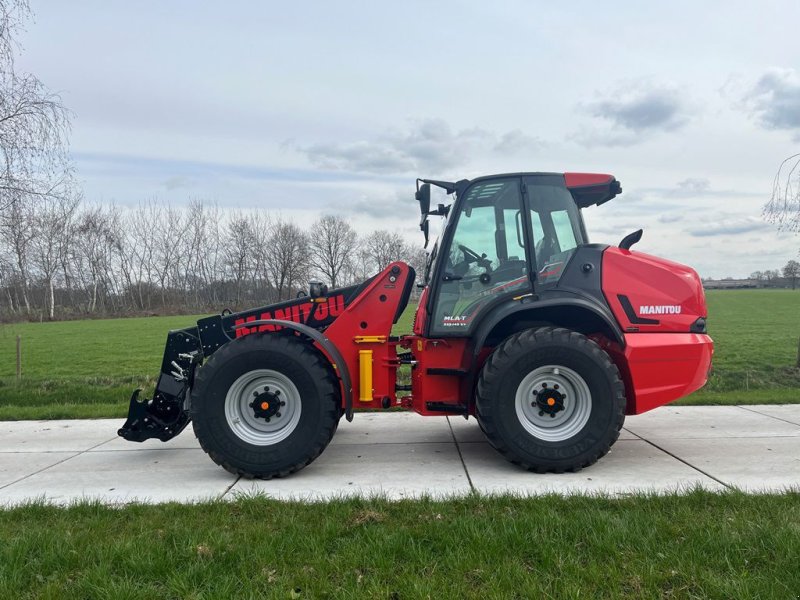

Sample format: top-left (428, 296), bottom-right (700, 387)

top-left (703, 278), bottom-right (759, 290)
top-left (702, 278), bottom-right (792, 290)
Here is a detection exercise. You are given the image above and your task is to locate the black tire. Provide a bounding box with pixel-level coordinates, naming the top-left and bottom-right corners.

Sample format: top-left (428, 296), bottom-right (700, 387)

top-left (476, 327), bottom-right (625, 473)
top-left (190, 333), bottom-right (340, 479)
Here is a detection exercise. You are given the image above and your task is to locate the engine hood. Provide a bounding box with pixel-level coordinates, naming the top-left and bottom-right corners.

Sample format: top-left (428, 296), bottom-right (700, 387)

top-left (601, 247), bottom-right (707, 333)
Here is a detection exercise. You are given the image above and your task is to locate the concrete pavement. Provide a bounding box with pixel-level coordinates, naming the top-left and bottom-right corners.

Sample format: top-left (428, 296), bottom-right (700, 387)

top-left (1, 405), bottom-right (799, 505)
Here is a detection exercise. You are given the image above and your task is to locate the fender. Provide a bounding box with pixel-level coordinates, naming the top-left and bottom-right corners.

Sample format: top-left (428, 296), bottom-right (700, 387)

top-left (469, 296), bottom-right (625, 357)
top-left (232, 319), bottom-right (355, 422)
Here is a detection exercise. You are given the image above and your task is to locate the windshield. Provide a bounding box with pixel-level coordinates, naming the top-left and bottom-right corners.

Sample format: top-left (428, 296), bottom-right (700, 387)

top-left (423, 239), bottom-right (438, 284)
top-left (422, 202), bottom-right (451, 285)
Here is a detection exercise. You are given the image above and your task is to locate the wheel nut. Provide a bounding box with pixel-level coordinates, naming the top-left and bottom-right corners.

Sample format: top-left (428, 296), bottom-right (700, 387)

top-left (264, 386), bottom-right (270, 391)
top-left (532, 390), bottom-right (538, 395)
top-left (549, 413), bottom-right (556, 418)
top-left (280, 401), bottom-right (286, 406)
top-left (265, 417), bottom-right (271, 423)
top-left (253, 391), bottom-right (258, 397)
top-left (538, 410), bottom-right (544, 416)
top-left (554, 384), bottom-right (559, 390)
top-left (541, 383), bottom-right (547, 388)
top-left (275, 412), bottom-right (281, 418)
top-left (274, 390), bottom-right (281, 396)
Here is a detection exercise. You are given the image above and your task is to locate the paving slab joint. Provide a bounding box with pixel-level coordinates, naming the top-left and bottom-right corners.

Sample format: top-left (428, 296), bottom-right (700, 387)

top-left (219, 475), bottom-right (242, 500)
top-left (446, 417), bottom-right (476, 494)
top-left (0, 435), bottom-right (118, 491)
top-left (735, 405), bottom-right (800, 427)
top-left (623, 428), bottom-right (733, 489)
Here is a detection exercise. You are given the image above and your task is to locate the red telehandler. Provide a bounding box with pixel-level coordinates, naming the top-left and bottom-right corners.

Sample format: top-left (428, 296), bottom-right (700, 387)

top-left (119, 172), bottom-right (713, 477)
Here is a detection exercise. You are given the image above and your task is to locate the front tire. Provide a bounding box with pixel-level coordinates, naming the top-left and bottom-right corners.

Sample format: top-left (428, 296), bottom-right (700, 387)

top-left (191, 334), bottom-right (340, 479)
top-left (476, 327), bottom-right (625, 473)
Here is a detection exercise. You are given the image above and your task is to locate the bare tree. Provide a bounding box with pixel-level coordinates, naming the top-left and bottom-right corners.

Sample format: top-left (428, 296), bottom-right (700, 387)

top-left (362, 230), bottom-right (409, 272)
top-left (151, 201), bottom-right (183, 305)
top-left (72, 204), bottom-right (120, 313)
top-left (0, 196), bottom-right (33, 311)
top-left (766, 154), bottom-right (800, 237)
top-left (784, 259), bottom-right (800, 290)
top-left (358, 229), bottom-right (426, 288)
top-left (308, 215), bottom-right (357, 288)
top-left (224, 213), bottom-right (256, 306)
top-left (29, 194), bottom-right (78, 319)
top-left (123, 201), bottom-right (160, 310)
top-left (405, 245), bottom-right (429, 285)
top-left (0, 0), bottom-right (74, 214)
top-left (263, 219), bottom-right (310, 301)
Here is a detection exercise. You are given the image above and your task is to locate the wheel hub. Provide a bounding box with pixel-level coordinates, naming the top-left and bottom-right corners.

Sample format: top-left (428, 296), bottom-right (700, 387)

top-left (225, 369), bottom-right (302, 446)
top-left (514, 365), bottom-right (592, 442)
top-left (249, 386), bottom-right (285, 422)
top-left (532, 384), bottom-right (565, 417)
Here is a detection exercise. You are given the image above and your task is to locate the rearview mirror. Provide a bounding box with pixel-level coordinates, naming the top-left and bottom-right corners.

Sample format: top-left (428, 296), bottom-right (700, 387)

top-left (416, 183), bottom-right (431, 217)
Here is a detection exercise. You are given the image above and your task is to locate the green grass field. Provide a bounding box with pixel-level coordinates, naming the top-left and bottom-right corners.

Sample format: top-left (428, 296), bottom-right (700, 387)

top-left (0, 289), bottom-right (797, 419)
top-left (1, 490), bottom-right (799, 598)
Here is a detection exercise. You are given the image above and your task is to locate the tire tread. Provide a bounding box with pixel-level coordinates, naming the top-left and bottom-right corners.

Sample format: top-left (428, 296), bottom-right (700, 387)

top-left (190, 333), bottom-right (340, 479)
top-left (476, 327), bottom-right (625, 473)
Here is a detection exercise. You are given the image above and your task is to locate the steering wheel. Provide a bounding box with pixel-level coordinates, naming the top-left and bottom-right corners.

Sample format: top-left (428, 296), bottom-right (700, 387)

top-left (458, 244), bottom-right (492, 270)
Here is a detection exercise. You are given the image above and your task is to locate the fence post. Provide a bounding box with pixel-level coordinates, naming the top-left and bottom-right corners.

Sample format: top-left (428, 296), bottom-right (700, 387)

top-left (16, 335), bottom-right (21, 381)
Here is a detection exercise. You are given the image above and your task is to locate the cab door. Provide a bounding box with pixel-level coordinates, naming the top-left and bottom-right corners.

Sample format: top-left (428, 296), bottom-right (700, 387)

top-left (427, 177), bottom-right (531, 336)
top-left (523, 174), bottom-right (588, 288)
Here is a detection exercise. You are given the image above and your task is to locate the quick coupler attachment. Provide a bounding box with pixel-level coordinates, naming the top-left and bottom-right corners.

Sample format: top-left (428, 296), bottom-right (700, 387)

top-left (117, 388), bottom-right (190, 443)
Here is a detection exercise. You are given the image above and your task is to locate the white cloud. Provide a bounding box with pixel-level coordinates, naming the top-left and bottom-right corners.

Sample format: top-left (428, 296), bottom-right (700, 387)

top-left (688, 216), bottom-right (772, 237)
top-left (302, 119), bottom-right (544, 175)
top-left (741, 67), bottom-right (800, 138)
top-left (574, 82), bottom-right (693, 147)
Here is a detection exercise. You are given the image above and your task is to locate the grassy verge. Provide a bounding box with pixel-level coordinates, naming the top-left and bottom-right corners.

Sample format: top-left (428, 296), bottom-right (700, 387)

top-left (0, 290), bottom-right (798, 420)
top-left (1, 490), bottom-right (798, 598)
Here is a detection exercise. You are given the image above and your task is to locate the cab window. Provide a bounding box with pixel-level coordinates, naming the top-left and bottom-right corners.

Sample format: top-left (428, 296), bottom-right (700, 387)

top-left (526, 176), bottom-right (586, 285)
top-left (430, 179), bottom-right (528, 335)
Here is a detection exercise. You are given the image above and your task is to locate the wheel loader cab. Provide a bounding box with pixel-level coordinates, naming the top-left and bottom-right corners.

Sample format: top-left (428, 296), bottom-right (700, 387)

top-left (425, 174), bottom-right (589, 337)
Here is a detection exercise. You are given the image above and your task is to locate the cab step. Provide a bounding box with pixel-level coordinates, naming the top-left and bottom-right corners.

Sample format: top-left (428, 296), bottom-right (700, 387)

top-left (425, 402), bottom-right (467, 414)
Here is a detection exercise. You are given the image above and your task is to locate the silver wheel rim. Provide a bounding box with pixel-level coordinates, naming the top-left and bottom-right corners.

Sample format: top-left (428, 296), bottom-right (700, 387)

top-left (514, 365), bottom-right (592, 442)
top-left (224, 369), bottom-right (302, 446)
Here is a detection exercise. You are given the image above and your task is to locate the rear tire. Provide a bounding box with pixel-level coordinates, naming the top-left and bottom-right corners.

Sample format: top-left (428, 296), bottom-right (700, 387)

top-left (190, 333), bottom-right (340, 479)
top-left (476, 327), bottom-right (625, 473)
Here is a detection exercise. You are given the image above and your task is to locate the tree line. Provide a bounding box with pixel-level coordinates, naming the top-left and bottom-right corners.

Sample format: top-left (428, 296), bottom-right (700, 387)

top-left (3, 0), bottom-right (800, 321)
top-left (0, 197), bottom-right (427, 321)
top-left (751, 260), bottom-right (800, 290)
top-left (0, 1), bottom-right (426, 321)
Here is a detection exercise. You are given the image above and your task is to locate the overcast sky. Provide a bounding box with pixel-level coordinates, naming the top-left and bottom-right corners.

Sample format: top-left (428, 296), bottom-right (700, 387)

top-left (15, 1), bottom-right (800, 278)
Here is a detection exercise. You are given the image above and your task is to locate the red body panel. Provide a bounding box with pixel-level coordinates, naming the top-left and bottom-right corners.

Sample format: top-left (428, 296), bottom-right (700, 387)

top-left (603, 247), bottom-right (707, 333)
top-left (320, 262), bottom-right (413, 409)
top-left (600, 247), bottom-right (713, 413)
top-left (599, 334), bottom-right (713, 414)
top-left (413, 286), bottom-right (429, 335)
top-left (405, 336), bottom-right (471, 415)
top-left (564, 172), bottom-right (614, 188)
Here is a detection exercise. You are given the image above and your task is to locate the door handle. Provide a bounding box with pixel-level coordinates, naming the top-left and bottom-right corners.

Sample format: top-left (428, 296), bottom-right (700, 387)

top-left (442, 273), bottom-right (463, 282)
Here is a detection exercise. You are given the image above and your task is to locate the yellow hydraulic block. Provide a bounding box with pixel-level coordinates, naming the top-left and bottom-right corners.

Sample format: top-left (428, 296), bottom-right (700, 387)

top-left (359, 349), bottom-right (373, 402)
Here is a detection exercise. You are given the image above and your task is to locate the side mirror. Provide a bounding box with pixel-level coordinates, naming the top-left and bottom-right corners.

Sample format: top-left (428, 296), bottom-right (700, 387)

top-left (417, 183), bottom-right (431, 247)
top-left (416, 183), bottom-right (431, 217)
